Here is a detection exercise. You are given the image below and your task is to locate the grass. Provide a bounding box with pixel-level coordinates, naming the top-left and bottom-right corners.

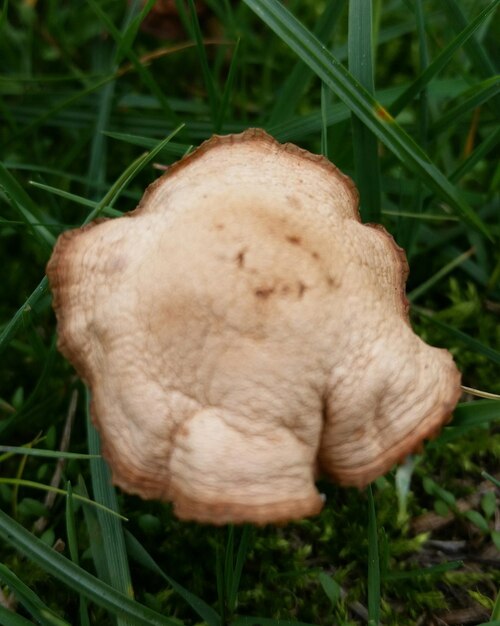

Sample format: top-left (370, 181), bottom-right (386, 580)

top-left (0, 0), bottom-right (499, 624)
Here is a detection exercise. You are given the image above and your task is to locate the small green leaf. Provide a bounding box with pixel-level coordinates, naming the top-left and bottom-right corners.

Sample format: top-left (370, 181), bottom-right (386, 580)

top-left (491, 531), bottom-right (500, 552)
top-left (464, 510), bottom-right (490, 533)
top-left (481, 492), bottom-right (497, 519)
top-left (318, 572), bottom-right (342, 607)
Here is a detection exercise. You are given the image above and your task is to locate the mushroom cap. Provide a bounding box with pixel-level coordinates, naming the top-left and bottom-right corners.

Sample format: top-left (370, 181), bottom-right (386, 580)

top-left (47, 129), bottom-right (461, 525)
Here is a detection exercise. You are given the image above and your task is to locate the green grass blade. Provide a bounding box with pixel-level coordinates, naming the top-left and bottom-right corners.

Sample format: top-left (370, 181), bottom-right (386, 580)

top-left (348, 0), bottom-right (381, 222)
top-left (432, 400), bottom-right (500, 447)
top-left (124, 530), bottom-right (221, 626)
top-left (268, 0), bottom-right (345, 126)
top-left (84, 125), bottom-right (184, 224)
top-left (482, 472), bottom-right (500, 488)
top-left (65, 482), bottom-right (91, 626)
top-left (390, 0), bottom-right (499, 116)
top-left (0, 564), bottom-right (69, 626)
top-left (0, 446), bottom-right (99, 460)
top-left (320, 82), bottom-right (330, 157)
top-left (0, 162), bottom-right (55, 247)
top-left (224, 526), bottom-right (235, 613)
top-left (28, 181), bottom-right (118, 217)
top-left (383, 560), bottom-right (462, 581)
top-left (450, 400), bottom-right (500, 429)
top-left (0, 509), bottom-right (181, 626)
top-left (7, 71), bottom-right (116, 145)
top-left (187, 0), bottom-right (218, 128)
top-left (0, 478), bottom-right (126, 520)
top-left (0, 604), bottom-right (37, 626)
top-left (85, 0), bottom-right (147, 199)
top-left (86, 391), bottom-right (134, 626)
top-left (104, 131), bottom-right (188, 156)
top-left (0, 275), bottom-right (48, 357)
top-left (215, 38), bottom-right (241, 133)
top-left (0, 127), bottom-right (183, 357)
top-left (114, 0), bottom-right (156, 64)
top-left (216, 540), bottom-right (226, 624)
top-left (407, 247), bottom-right (474, 302)
top-left (228, 525), bottom-right (252, 613)
top-left (413, 306), bottom-right (500, 365)
top-left (243, 0), bottom-right (491, 238)
top-left (88, 0), bottom-right (179, 127)
top-left (492, 589), bottom-right (500, 620)
top-left (77, 476), bottom-right (112, 590)
top-left (0, 0), bottom-right (8, 31)
top-left (230, 617), bottom-right (317, 626)
top-left (440, 0), bottom-right (498, 79)
top-left (367, 485), bottom-right (380, 626)
top-left (449, 126), bottom-right (500, 183)
top-left (396, 0), bottom-right (429, 254)
top-left (431, 76), bottom-right (500, 134)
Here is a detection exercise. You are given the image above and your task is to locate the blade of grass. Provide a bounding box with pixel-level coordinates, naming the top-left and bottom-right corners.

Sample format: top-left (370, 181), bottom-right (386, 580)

top-left (187, 0), bottom-right (218, 128)
top-left (0, 605), bottom-right (37, 626)
top-left (440, 0), bottom-right (498, 79)
top-left (0, 127), bottom-right (182, 356)
top-left (77, 476), bottom-right (112, 591)
top-left (103, 131), bottom-right (189, 156)
top-left (431, 400), bottom-right (500, 447)
top-left (0, 564), bottom-right (69, 626)
top-left (84, 124), bottom-right (184, 224)
top-left (390, 0), bottom-right (499, 116)
top-left (86, 0), bottom-right (145, 198)
top-left (243, 0), bottom-right (491, 238)
top-left (383, 560), bottom-right (462, 581)
top-left (228, 525), bottom-right (252, 613)
top-left (407, 247), bottom-right (474, 302)
top-left (0, 446), bottom-right (99, 461)
top-left (0, 0), bottom-right (8, 31)
top-left (449, 400), bottom-right (500, 429)
top-left (65, 482), bottom-right (91, 626)
top-left (0, 478), bottom-right (127, 519)
top-left (449, 126), bottom-right (500, 183)
top-left (224, 526), bottom-right (235, 615)
top-left (0, 162), bottom-right (55, 247)
top-left (461, 386), bottom-right (500, 401)
top-left (216, 539), bottom-right (226, 625)
top-left (397, 0), bottom-right (429, 254)
top-left (367, 485), bottom-right (380, 626)
top-left (28, 181), bottom-right (120, 218)
top-left (215, 37), bottom-right (241, 133)
top-left (431, 76), bottom-right (500, 135)
top-left (492, 589), bottom-right (500, 620)
top-left (482, 472), bottom-right (500, 488)
top-left (86, 390), bottom-right (134, 626)
top-left (268, 0), bottom-right (345, 126)
top-left (348, 0), bottom-right (381, 222)
top-left (413, 306), bottom-right (500, 365)
top-left (0, 509), bottom-right (181, 626)
top-left (114, 0), bottom-right (156, 64)
top-left (230, 617), bottom-right (317, 626)
top-left (88, 0), bottom-right (180, 128)
top-left (320, 82), bottom-right (331, 157)
top-left (124, 530), bottom-right (221, 626)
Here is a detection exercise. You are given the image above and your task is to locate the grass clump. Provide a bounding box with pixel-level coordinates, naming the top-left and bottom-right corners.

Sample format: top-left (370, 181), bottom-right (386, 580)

top-left (1, 1), bottom-right (499, 625)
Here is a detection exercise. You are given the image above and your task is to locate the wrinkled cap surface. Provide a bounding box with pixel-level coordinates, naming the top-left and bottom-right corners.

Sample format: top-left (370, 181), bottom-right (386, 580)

top-left (47, 129), bottom-right (461, 524)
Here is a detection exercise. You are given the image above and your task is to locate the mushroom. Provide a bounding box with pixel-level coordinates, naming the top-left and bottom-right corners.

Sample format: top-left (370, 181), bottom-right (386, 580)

top-left (46, 129), bottom-right (461, 525)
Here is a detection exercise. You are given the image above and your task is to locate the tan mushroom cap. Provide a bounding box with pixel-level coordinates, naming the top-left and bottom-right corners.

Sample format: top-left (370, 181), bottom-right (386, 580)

top-left (47, 129), bottom-right (461, 525)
